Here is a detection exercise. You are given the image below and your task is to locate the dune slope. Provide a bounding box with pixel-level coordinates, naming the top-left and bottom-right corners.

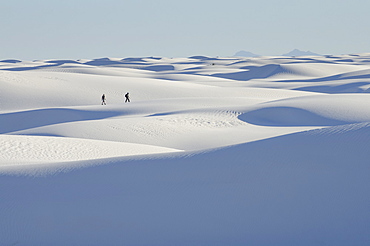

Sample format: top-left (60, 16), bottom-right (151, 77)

top-left (1, 123), bottom-right (370, 245)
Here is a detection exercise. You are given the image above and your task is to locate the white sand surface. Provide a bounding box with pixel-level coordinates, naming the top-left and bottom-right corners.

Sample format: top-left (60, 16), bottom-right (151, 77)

top-left (0, 135), bottom-right (180, 165)
top-left (1, 54), bottom-right (370, 245)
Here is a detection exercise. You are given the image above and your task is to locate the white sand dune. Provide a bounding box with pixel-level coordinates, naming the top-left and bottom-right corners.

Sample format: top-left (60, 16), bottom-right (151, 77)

top-left (1, 122), bottom-right (369, 245)
top-left (239, 94), bottom-right (370, 126)
top-left (1, 54), bottom-right (370, 245)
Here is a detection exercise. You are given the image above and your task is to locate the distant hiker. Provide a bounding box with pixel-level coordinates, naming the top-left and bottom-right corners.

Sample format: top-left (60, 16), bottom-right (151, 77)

top-left (101, 94), bottom-right (106, 105)
top-left (125, 92), bottom-right (130, 103)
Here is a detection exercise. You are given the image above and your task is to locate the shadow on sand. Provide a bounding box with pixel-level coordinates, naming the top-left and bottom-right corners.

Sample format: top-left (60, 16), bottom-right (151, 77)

top-left (238, 106), bottom-right (350, 127)
top-left (0, 108), bottom-right (120, 134)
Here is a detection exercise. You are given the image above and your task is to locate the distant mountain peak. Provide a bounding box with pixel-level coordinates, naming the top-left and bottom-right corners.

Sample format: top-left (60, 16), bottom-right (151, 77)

top-left (282, 49), bottom-right (320, 57)
top-left (234, 50), bottom-right (260, 57)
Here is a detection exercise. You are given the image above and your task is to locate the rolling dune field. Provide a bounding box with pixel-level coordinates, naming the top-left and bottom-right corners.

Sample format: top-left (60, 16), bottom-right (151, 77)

top-left (1, 54), bottom-right (370, 245)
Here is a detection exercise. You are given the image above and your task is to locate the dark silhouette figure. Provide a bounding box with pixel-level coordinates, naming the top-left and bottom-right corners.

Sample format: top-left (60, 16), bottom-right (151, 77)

top-left (101, 94), bottom-right (106, 105)
top-left (125, 92), bottom-right (130, 103)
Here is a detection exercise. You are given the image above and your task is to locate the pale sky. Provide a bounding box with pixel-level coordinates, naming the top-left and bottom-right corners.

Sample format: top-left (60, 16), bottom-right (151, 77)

top-left (1, 0), bottom-right (369, 60)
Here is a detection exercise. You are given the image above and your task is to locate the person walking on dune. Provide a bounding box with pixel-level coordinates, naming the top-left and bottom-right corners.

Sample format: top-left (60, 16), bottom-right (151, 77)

top-left (125, 92), bottom-right (130, 103)
top-left (101, 94), bottom-right (106, 105)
